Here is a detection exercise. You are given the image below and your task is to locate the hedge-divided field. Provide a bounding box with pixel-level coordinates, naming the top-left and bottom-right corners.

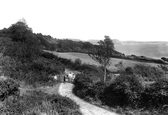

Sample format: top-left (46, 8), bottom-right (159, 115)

top-left (51, 51), bottom-right (159, 71)
top-left (48, 51), bottom-right (168, 115)
top-left (1, 20), bottom-right (168, 115)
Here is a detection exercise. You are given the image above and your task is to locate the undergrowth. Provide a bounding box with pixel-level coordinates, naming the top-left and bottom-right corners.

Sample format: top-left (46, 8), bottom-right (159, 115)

top-left (0, 90), bottom-right (82, 115)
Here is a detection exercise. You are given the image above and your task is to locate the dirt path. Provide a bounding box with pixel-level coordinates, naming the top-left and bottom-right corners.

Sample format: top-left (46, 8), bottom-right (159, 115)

top-left (59, 83), bottom-right (119, 115)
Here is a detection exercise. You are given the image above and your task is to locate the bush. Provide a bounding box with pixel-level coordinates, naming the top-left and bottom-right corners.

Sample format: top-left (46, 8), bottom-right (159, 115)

top-left (77, 63), bottom-right (103, 82)
top-left (73, 73), bottom-right (93, 86)
top-left (0, 78), bottom-right (20, 101)
top-left (102, 74), bottom-right (144, 107)
top-left (0, 91), bottom-right (82, 115)
top-left (51, 95), bottom-right (80, 110)
top-left (91, 82), bottom-right (106, 101)
top-left (74, 58), bottom-right (82, 67)
top-left (140, 78), bottom-right (168, 108)
top-left (31, 57), bottom-right (65, 74)
top-left (133, 64), bottom-right (164, 81)
top-left (72, 65), bottom-right (168, 114)
top-left (0, 54), bottom-right (64, 86)
top-left (26, 57), bottom-right (64, 86)
top-left (41, 51), bottom-right (57, 59)
top-left (124, 67), bottom-right (134, 75)
top-left (73, 74), bottom-right (94, 99)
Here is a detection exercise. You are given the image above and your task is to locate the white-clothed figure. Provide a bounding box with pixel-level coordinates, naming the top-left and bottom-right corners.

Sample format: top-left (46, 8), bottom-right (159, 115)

top-left (71, 73), bottom-right (76, 81)
top-left (53, 75), bottom-right (58, 80)
top-left (68, 72), bottom-right (76, 82)
top-left (68, 72), bottom-right (73, 82)
top-left (64, 74), bottom-right (69, 82)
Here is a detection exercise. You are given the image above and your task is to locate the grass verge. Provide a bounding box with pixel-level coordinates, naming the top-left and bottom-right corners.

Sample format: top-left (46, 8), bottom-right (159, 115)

top-left (0, 84), bottom-right (82, 115)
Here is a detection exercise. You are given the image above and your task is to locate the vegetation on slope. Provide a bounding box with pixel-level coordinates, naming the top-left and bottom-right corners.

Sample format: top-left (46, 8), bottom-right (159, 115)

top-left (73, 64), bottom-right (168, 115)
top-left (0, 20), bottom-right (65, 86)
top-left (0, 90), bottom-right (82, 115)
top-left (88, 36), bottom-right (115, 82)
top-left (0, 20), bottom-right (82, 115)
top-left (1, 19), bottom-right (168, 115)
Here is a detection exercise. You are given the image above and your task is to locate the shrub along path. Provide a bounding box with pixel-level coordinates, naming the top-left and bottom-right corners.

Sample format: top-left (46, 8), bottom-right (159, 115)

top-left (59, 83), bottom-right (119, 115)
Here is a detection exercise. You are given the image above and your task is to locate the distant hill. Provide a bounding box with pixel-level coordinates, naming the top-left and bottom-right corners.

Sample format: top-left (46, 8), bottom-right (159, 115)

top-left (88, 39), bottom-right (168, 59)
top-left (88, 39), bottom-right (123, 45)
top-left (115, 42), bottom-right (168, 59)
top-left (59, 38), bottom-right (82, 42)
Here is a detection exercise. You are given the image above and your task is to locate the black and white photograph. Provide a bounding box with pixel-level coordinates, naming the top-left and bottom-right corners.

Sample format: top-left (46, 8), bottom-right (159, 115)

top-left (0, 0), bottom-right (168, 115)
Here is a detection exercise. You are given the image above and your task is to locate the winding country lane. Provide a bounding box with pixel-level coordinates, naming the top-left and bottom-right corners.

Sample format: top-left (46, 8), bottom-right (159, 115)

top-left (59, 83), bottom-right (119, 115)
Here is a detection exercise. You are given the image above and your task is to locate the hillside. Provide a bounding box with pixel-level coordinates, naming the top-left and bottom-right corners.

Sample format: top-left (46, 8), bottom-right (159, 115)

top-left (47, 38), bottom-right (167, 64)
top-left (0, 20), bottom-right (83, 115)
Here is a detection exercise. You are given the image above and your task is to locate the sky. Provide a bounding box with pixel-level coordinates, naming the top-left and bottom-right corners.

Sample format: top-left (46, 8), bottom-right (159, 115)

top-left (0, 0), bottom-right (168, 41)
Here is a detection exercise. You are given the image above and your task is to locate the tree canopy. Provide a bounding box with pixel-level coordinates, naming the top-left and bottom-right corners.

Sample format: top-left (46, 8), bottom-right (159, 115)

top-left (89, 36), bottom-right (115, 82)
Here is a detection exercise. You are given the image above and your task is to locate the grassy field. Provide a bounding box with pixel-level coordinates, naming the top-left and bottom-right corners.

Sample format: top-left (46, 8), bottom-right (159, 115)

top-left (50, 51), bottom-right (159, 71)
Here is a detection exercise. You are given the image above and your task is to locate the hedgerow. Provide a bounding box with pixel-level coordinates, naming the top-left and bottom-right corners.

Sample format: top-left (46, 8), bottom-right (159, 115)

top-left (73, 65), bottom-right (168, 114)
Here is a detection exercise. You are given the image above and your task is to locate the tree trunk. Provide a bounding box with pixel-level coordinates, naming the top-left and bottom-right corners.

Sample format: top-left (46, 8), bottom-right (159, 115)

top-left (104, 66), bottom-right (106, 83)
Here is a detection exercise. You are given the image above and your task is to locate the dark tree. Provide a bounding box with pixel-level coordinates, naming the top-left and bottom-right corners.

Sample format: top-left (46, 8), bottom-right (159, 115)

top-left (88, 36), bottom-right (115, 82)
top-left (8, 19), bottom-right (33, 42)
top-left (0, 19), bottom-right (42, 62)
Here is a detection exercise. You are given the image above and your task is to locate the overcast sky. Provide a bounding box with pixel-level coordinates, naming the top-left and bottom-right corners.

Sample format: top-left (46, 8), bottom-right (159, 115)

top-left (0, 0), bottom-right (168, 41)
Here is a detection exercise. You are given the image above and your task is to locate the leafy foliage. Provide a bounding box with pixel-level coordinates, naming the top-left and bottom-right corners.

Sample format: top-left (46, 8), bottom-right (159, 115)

top-left (30, 57), bottom-right (64, 75)
top-left (0, 91), bottom-right (82, 115)
top-left (77, 63), bottom-right (103, 81)
top-left (140, 78), bottom-right (168, 108)
top-left (0, 19), bottom-right (32, 42)
top-left (56, 39), bottom-right (95, 53)
top-left (89, 36), bottom-right (115, 65)
top-left (0, 54), bottom-right (64, 86)
top-left (73, 74), bottom-right (94, 99)
top-left (102, 74), bottom-right (144, 107)
top-left (115, 61), bottom-right (125, 72)
top-left (42, 52), bottom-right (104, 81)
top-left (88, 36), bottom-right (115, 82)
top-left (133, 64), bottom-right (164, 81)
top-left (91, 82), bottom-right (106, 101)
top-left (73, 64), bottom-right (168, 114)
top-left (0, 21), bottom-right (41, 62)
top-left (0, 78), bottom-right (19, 101)
top-left (73, 73), bottom-right (106, 103)
top-left (0, 21), bottom-right (66, 86)
top-left (74, 58), bottom-right (82, 67)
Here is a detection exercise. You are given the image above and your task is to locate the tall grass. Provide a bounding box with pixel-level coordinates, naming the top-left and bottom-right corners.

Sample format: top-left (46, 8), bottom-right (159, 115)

top-left (0, 90), bottom-right (82, 115)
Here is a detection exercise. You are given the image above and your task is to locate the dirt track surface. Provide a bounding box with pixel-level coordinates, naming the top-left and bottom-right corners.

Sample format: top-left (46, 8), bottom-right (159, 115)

top-left (59, 83), bottom-right (119, 115)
